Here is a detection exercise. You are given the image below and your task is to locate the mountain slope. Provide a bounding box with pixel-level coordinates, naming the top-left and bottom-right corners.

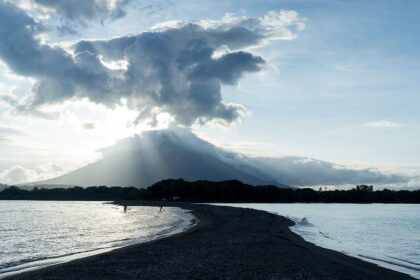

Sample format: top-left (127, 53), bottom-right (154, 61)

top-left (0, 183), bottom-right (8, 191)
top-left (39, 129), bottom-right (288, 188)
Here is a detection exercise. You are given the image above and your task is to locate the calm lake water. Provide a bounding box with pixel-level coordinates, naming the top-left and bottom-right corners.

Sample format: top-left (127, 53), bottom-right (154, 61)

top-left (0, 201), bottom-right (195, 278)
top-left (216, 203), bottom-right (420, 279)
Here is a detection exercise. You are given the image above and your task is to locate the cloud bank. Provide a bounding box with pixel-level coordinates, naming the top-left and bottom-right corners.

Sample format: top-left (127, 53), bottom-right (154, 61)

top-left (0, 165), bottom-right (40, 185)
top-left (0, 1), bottom-right (304, 126)
top-left (255, 156), bottom-right (409, 187)
top-left (0, 163), bottom-right (64, 185)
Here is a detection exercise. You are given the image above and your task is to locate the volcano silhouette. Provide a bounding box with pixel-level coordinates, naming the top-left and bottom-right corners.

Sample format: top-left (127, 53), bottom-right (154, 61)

top-left (39, 129), bottom-right (290, 188)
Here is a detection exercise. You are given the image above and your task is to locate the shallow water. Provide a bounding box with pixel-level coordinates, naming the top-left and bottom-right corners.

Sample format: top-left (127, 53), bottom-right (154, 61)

top-left (0, 201), bottom-right (195, 278)
top-left (215, 203), bottom-right (420, 279)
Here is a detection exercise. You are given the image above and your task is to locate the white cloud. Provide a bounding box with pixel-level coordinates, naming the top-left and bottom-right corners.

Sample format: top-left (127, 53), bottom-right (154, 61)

top-left (364, 121), bottom-right (403, 128)
top-left (0, 2), bottom-right (304, 127)
top-left (8, 0), bottom-right (132, 30)
top-left (255, 156), bottom-right (410, 187)
top-left (0, 126), bottom-right (26, 143)
top-left (0, 163), bottom-right (66, 185)
top-left (0, 165), bottom-right (39, 184)
top-left (0, 83), bottom-right (15, 95)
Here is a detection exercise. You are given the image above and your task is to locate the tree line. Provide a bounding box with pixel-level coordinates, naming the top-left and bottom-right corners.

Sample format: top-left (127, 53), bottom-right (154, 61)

top-left (0, 180), bottom-right (419, 203)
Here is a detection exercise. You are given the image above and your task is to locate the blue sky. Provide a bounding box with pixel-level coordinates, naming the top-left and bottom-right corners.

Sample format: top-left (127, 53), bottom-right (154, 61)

top-left (0, 0), bottom-right (419, 186)
top-left (195, 0), bottom-right (420, 166)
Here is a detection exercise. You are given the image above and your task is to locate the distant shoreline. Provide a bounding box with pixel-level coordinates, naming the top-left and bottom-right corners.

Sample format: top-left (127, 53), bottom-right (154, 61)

top-left (2, 179), bottom-right (420, 203)
top-left (6, 202), bottom-right (414, 280)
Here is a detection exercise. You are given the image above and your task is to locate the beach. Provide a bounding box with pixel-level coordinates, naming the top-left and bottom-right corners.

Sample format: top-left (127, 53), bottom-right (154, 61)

top-left (6, 202), bottom-right (414, 280)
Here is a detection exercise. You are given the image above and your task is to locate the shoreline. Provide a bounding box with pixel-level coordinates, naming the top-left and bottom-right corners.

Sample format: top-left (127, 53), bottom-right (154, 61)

top-left (5, 202), bottom-right (415, 280)
top-left (0, 202), bottom-right (198, 280)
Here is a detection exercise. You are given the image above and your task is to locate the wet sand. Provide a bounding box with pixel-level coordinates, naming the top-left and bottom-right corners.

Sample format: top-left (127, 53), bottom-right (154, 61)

top-left (6, 202), bottom-right (414, 280)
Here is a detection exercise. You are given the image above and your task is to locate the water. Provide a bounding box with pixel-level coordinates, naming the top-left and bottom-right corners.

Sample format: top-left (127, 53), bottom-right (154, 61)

top-left (0, 201), bottom-right (195, 278)
top-left (215, 203), bottom-right (420, 279)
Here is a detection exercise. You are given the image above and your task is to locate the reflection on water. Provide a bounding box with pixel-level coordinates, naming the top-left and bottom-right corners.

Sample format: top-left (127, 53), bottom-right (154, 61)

top-left (0, 201), bottom-right (195, 278)
top-left (215, 203), bottom-right (420, 279)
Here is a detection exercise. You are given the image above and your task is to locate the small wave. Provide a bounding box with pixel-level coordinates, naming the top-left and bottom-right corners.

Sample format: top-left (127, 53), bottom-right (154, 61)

top-left (0, 261), bottom-right (52, 275)
top-left (0, 246), bottom-right (113, 271)
top-left (359, 254), bottom-right (420, 272)
top-left (387, 256), bottom-right (420, 267)
top-left (318, 231), bottom-right (333, 240)
top-left (296, 217), bottom-right (314, 227)
top-left (0, 229), bottom-right (16, 232)
top-left (0, 205), bottom-right (196, 279)
top-left (96, 237), bottom-right (134, 246)
top-left (0, 257), bottom-right (49, 271)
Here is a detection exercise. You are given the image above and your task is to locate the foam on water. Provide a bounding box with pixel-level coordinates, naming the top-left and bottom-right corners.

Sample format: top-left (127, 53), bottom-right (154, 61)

top-left (214, 203), bottom-right (420, 279)
top-left (0, 201), bottom-right (196, 278)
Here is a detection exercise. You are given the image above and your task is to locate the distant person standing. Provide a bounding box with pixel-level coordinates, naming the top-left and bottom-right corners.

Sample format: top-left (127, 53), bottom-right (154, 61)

top-left (124, 205), bottom-right (127, 213)
top-left (159, 205), bottom-right (163, 212)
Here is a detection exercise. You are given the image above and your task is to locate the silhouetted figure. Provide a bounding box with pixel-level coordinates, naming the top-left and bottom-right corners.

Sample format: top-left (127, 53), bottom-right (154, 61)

top-left (159, 205), bottom-right (163, 212)
top-left (124, 205), bottom-right (127, 213)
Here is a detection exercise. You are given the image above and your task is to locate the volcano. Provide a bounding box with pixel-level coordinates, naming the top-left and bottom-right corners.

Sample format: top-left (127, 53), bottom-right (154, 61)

top-left (39, 129), bottom-right (290, 188)
top-left (38, 129), bottom-right (406, 188)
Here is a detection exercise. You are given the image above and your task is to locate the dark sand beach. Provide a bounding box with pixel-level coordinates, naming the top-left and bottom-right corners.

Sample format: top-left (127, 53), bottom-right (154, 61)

top-left (6, 202), bottom-right (414, 280)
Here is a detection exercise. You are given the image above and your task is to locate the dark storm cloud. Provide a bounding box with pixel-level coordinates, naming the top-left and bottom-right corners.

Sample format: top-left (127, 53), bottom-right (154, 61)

top-left (187, 51), bottom-right (265, 85)
top-left (0, 2), bottom-right (304, 126)
top-left (0, 1), bottom-right (111, 108)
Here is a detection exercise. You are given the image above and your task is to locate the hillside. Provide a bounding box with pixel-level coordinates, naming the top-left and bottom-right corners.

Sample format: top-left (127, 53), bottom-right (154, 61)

top-left (38, 129), bottom-right (289, 188)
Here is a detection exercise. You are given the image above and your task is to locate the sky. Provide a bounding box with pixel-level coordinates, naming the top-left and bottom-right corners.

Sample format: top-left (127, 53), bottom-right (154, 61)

top-left (0, 0), bottom-right (419, 188)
